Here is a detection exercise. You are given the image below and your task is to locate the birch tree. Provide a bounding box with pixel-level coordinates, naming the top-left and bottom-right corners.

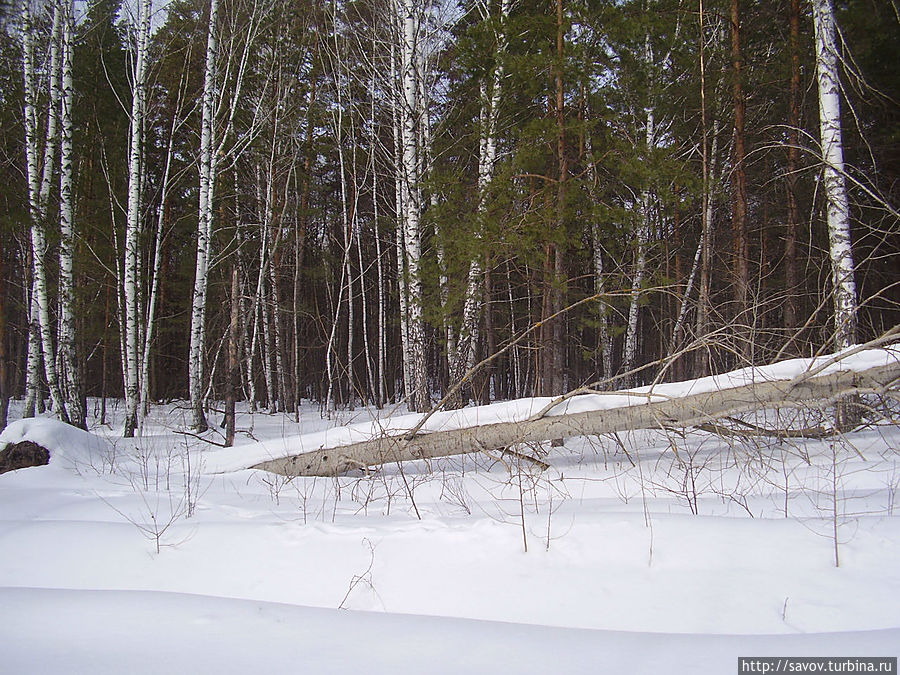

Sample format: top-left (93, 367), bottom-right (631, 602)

top-left (20, 5), bottom-right (43, 419)
top-left (446, 0), bottom-right (509, 408)
top-left (621, 68), bottom-right (653, 385)
top-left (21, 0), bottom-right (70, 425)
top-left (188, 0), bottom-right (221, 432)
top-left (396, 0), bottom-right (429, 412)
top-left (812, 0), bottom-right (859, 430)
top-left (189, 0), bottom-right (265, 430)
top-left (693, 4), bottom-right (724, 377)
top-left (57, 0), bottom-right (84, 428)
top-left (122, 0), bottom-right (151, 436)
top-left (811, 0), bottom-right (857, 352)
top-left (622, 21), bottom-right (667, 385)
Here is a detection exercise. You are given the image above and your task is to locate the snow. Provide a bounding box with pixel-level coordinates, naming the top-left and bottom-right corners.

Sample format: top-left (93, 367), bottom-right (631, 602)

top-left (3, 588), bottom-right (897, 674)
top-left (1, 347), bottom-right (899, 672)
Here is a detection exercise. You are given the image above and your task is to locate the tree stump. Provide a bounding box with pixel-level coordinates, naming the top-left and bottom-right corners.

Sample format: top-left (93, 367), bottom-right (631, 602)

top-left (0, 441), bottom-right (51, 475)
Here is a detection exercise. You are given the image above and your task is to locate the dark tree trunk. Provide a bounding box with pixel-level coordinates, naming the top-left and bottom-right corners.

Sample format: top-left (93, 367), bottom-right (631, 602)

top-left (0, 229), bottom-right (8, 431)
top-left (225, 264), bottom-right (240, 447)
top-left (549, 0), bottom-right (567, 445)
top-left (100, 283), bottom-right (110, 426)
top-left (784, 0), bottom-right (802, 333)
top-left (292, 75), bottom-right (316, 419)
top-left (542, 0), bottom-right (567, 399)
top-left (695, 0), bottom-right (712, 379)
top-left (483, 263), bottom-right (497, 405)
top-left (731, 0), bottom-right (750, 356)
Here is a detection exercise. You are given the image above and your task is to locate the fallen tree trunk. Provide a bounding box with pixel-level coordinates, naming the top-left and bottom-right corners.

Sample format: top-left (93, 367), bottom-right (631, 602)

top-left (252, 360), bottom-right (900, 477)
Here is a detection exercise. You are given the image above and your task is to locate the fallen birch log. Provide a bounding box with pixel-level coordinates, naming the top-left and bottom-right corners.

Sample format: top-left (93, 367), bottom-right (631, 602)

top-left (252, 360), bottom-right (900, 477)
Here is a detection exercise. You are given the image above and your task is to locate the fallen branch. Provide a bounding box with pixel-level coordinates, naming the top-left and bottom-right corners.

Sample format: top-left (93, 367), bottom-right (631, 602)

top-left (173, 429), bottom-right (230, 448)
top-left (695, 419), bottom-right (834, 439)
top-left (250, 358), bottom-right (900, 477)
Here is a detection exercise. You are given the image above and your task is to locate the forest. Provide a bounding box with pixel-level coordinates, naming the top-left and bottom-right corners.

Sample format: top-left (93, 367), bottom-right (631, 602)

top-left (0, 0), bottom-right (897, 438)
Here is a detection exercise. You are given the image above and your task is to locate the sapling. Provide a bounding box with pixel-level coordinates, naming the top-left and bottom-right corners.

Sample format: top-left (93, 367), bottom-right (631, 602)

top-left (887, 462), bottom-right (899, 516)
top-left (291, 476), bottom-right (319, 524)
top-left (99, 435), bottom-right (205, 553)
top-left (180, 438), bottom-right (205, 518)
top-left (338, 538), bottom-right (383, 610)
top-left (831, 439), bottom-right (842, 567)
top-left (439, 471), bottom-right (472, 516)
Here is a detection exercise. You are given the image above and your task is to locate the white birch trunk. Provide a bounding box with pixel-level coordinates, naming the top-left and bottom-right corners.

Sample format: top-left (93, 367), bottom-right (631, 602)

top-left (243, 169), bottom-right (267, 412)
top-left (264, 168), bottom-right (288, 414)
top-left (21, 4), bottom-right (41, 418)
top-left (622, 35), bottom-right (656, 386)
top-left (58, 0), bottom-right (83, 428)
top-left (591, 224), bottom-right (614, 382)
top-left (21, 0), bottom-right (69, 424)
top-left (191, 0), bottom-right (258, 415)
top-left (355, 189), bottom-right (375, 406)
top-left (695, 117), bottom-right (720, 362)
top-left (245, 262), bottom-right (259, 412)
top-left (622, 200), bottom-right (649, 385)
top-left (189, 0), bottom-right (220, 431)
top-left (24, 290), bottom-right (41, 417)
top-left (250, 164), bottom-right (274, 411)
top-left (260, 166), bottom-right (278, 412)
top-left (812, 0), bottom-right (857, 350)
top-left (390, 9), bottom-right (411, 405)
top-left (671, 117), bottom-right (718, 358)
top-left (622, 102), bottom-right (654, 385)
top-left (435, 238), bottom-right (454, 370)
top-left (263, 135), bottom-right (288, 413)
top-left (669, 238), bottom-right (702, 355)
top-left (269, 249), bottom-right (288, 412)
top-left (446, 0), bottom-right (509, 407)
top-left (122, 0), bottom-right (151, 436)
top-left (585, 100), bottom-right (613, 384)
top-left (400, 0), bottom-right (429, 412)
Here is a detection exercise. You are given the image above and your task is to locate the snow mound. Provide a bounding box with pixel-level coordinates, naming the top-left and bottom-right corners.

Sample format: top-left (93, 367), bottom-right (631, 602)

top-left (0, 418), bottom-right (112, 467)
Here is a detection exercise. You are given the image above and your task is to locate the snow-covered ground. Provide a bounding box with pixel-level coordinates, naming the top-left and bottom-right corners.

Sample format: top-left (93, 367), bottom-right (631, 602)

top-left (2, 351), bottom-right (899, 673)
